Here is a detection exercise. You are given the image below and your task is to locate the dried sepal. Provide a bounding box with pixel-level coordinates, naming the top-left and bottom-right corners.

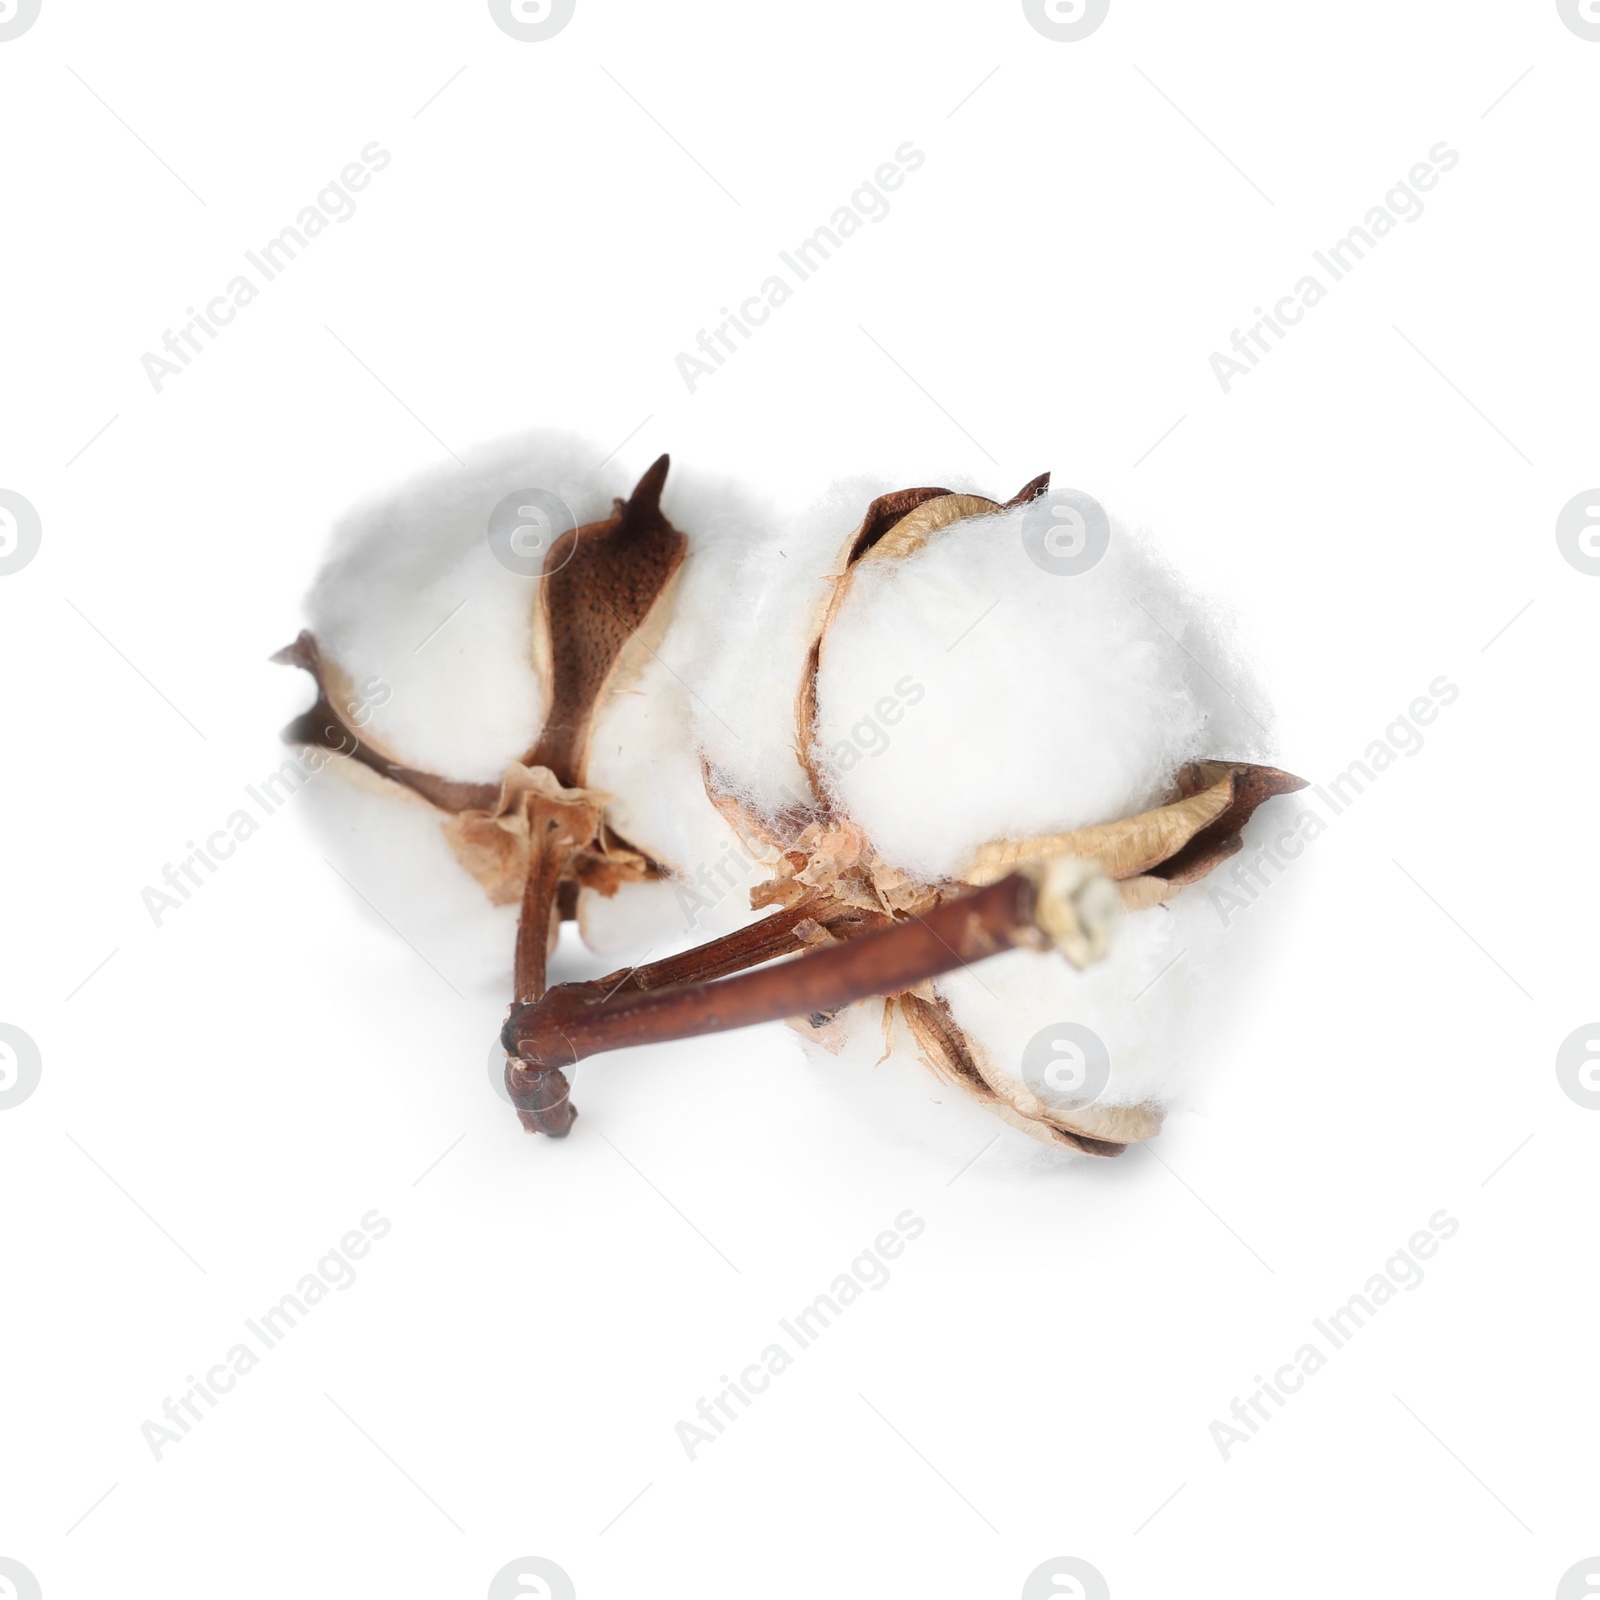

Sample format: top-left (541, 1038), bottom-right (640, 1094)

top-left (1153, 761), bottom-right (1308, 884)
top-left (272, 631), bottom-right (498, 813)
top-left (523, 454), bottom-right (686, 786)
top-left (961, 774), bottom-right (1236, 886)
top-left (751, 817), bottom-right (934, 919)
top-left (897, 987), bottom-right (1146, 1158)
top-left (438, 764), bottom-right (659, 909)
top-left (983, 1069), bottom-right (1164, 1155)
top-left (898, 987), bottom-right (999, 1104)
top-left (441, 765), bottom-right (607, 905)
top-left (1115, 875), bottom-right (1184, 912)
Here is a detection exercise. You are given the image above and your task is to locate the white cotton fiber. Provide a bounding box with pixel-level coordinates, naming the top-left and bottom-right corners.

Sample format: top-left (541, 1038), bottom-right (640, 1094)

top-left (685, 475), bottom-right (901, 818)
top-left (306, 430), bottom-right (632, 783)
top-left (298, 433), bottom-right (784, 972)
top-left (579, 464), bottom-right (789, 956)
top-left (935, 887), bottom-right (1227, 1112)
top-left (295, 756), bottom-right (519, 991)
top-left (811, 500), bottom-right (1267, 883)
top-left (759, 483), bottom-right (1284, 1149)
top-left (577, 672), bottom-right (770, 958)
top-left (290, 442), bottom-right (1290, 1154)
top-left (789, 995), bottom-right (1010, 1166)
top-left (788, 888), bottom-right (1239, 1158)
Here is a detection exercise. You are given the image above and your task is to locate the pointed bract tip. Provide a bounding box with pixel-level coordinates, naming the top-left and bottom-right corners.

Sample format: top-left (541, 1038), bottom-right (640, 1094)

top-left (1256, 765), bottom-right (1310, 796)
top-left (270, 630), bottom-right (317, 669)
top-left (627, 453), bottom-right (671, 516)
top-left (1006, 471), bottom-right (1051, 507)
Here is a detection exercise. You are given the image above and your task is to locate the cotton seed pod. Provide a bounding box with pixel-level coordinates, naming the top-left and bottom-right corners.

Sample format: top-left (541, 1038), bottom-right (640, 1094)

top-left (282, 431), bottom-right (765, 980)
top-left (280, 439), bottom-right (1303, 1154)
top-left (671, 478), bottom-right (1301, 1154)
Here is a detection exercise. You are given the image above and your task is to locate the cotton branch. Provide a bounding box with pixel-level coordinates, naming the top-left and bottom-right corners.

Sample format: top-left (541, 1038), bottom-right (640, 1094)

top-left (501, 859), bottom-right (1118, 1122)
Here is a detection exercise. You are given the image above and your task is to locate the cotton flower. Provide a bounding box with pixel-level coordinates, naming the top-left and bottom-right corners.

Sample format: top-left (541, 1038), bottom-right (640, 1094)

top-left (280, 432), bottom-right (1303, 1154)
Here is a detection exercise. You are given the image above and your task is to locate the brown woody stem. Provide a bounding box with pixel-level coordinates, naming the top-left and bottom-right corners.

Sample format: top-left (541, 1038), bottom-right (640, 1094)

top-left (503, 871), bottom-right (1050, 1076)
top-left (622, 895), bottom-right (888, 992)
top-left (513, 830), bottom-right (567, 1006)
top-left (507, 812), bottom-right (589, 1138)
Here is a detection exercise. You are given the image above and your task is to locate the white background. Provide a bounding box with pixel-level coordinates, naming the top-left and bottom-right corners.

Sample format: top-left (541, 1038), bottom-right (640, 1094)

top-left (2, 2), bottom-right (1597, 1597)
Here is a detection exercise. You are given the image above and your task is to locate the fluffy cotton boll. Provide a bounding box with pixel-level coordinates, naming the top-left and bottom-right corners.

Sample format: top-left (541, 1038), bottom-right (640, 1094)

top-left (578, 672), bottom-right (767, 961)
top-left (296, 759), bottom-right (519, 991)
top-left (288, 447), bottom-right (1290, 1154)
top-left (688, 475), bottom-right (901, 817)
top-left (789, 997), bottom-right (1009, 1164)
top-left (586, 472), bottom-right (910, 960)
top-left (936, 887), bottom-right (1227, 1113)
top-left (582, 459), bottom-right (777, 861)
top-left (297, 436), bottom-right (774, 973)
top-left (779, 487), bottom-right (1285, 1150)
top-left (579, 466), bottom-right (794, 958)
top-left (793, 889), bottom-right (1237, 1158)
top-left (580, 878), bottom-right (692, 965)
top-left (791, 993), bottom-right (1106, 1173)
top-left (812, 500), bottom-right (1266, 884)
top-left (1111, 530), bottom-right (1268, 764)
top-left (306, 430), bottom-right (632, 783)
